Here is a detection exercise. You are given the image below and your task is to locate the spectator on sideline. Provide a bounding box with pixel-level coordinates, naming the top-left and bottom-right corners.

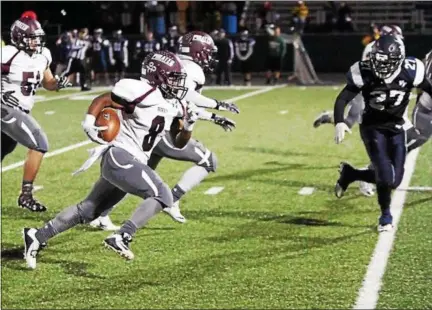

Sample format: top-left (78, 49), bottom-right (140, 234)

top-left (292, 1), bottom-right (309, 34)
top-left (215, 29), bottom-right (234, 86)
top-left (337, 2), bottom-right (354, 32)
top-left (265, 26), bottom-right (286, 85)
top-left (235, 29), bottom-right (256, 86)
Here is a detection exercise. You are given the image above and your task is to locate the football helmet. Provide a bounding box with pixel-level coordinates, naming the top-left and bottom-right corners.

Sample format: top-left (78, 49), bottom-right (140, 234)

top-left (380, 25), bottom-right (404, 40)
top-left (141, 51), bottom-right (187, 100)
top-left (370, 35), bottom-right (405, 79)
top-left (178, 31), bottom-right (218, 72)
top-left (10, 17), bottom-right (45, 54)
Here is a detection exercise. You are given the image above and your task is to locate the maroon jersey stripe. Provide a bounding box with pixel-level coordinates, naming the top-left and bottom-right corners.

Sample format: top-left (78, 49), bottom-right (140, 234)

top-left (1, 50), bottom-right (20, 75)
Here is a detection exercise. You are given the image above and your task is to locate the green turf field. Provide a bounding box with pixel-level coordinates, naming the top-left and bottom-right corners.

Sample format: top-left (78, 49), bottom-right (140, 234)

top-left (1, 86), bottom-right (431, 309)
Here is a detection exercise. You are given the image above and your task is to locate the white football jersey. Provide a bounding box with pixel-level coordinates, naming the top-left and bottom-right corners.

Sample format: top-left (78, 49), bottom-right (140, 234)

top-left (112, 78), bottom-right (183, 163)
top-left (1, 45), bottom-right (52, 111)
top-left (178, 54), bottom-right (205, 93)
top-left (362, 41), bottom-right (374, 61)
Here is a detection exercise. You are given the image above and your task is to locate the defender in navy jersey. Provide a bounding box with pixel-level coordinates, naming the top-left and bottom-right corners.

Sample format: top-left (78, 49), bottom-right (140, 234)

top-left (235, 30), bottom-right (255, 86)
top-left (108, 29), bottom-right (129, 83)
top-left (89, 28), bottom-right (109, 85)
top-left (332, 35), bottom-right (432, 232)
top-left (161, 26), bottom-right (180, 54)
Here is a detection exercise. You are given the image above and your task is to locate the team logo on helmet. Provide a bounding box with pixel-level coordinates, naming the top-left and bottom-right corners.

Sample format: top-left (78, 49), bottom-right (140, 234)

top-left (13, 20), bottom-right (30, 31)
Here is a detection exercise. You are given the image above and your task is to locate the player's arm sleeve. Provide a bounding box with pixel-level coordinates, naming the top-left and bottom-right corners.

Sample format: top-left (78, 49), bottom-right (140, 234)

top-left (184, 87), bottom-right (218, 109)
top-left (195, 107), bottom-right (214, 121)
top-left (333, 62), bottom-right (363, 123)
top-left (333, 84), bottom-right (361, 123)
top-left (42, 48), bottom-right (53, 69)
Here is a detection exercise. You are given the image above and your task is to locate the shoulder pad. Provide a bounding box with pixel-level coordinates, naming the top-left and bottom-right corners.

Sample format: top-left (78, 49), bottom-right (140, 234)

top-left (346, 61), bottom-right (366, 88)
top-left (403, 57), bottom-right (425, 86)
top-left (112, 79), bottom-right (160, 107)
top-left (1, 45), bottom-right (20, 64)
top-left (41, 47), bottom-right (52, 68)
top-left (181, 59), bottom-right (205, 86)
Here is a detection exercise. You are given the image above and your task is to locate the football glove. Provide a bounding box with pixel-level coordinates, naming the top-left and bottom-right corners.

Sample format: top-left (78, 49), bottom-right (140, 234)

top-left (334, 122), bottom-right (352, 144)
top-left (55, 75), bottom-right (72, 90)
top-left (1, 90), bottom-right (20, 106)
top-left (82, 114), bottom-right (109, 145)
top-left (216, 100), bottom-right (240, 114)
top-left (212, 114), bottom-right (236, 132)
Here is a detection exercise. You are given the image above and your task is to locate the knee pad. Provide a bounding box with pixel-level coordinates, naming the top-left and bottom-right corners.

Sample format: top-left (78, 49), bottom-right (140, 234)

top-left (76, 200), bottom-right (100, 223)
top-left (375, 168), bottom-right (394, 189)
top-left (154, 182), bottom-right (173, 209)
top-left (31, 128), bottom-right (49, 153)
top-left (199, 152), bottom-right (218, 173)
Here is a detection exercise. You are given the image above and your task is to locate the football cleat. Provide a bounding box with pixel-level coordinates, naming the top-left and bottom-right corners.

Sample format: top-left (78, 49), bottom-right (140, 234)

top-left (22, 228), bottom-right (41, 269)
top-left (103, 233), bottom-right (134, 260)
top-left (313, 111), bottom-right (333, 128)
top-left (90, 216), bottom-right (120, 231)
top-left (378, 214), bottom-right (393, 232)
top-left (163, 201), bottom-right (186, 223)
top-left (359, 181), bottom-right (375, 197)
top-left (18, 193), bottom-right (47, 212)
top-left (335, 162), bottom-right (354, 198)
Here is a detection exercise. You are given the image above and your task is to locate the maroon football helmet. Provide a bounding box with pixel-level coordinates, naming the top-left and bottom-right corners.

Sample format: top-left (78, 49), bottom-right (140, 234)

top-left (141, 51), bottom-right (187, 100)
top-left (10, 17), bottom-right (46, 54)
top-left (380, 25), bottom-right (404, 40)
top-left (178, 31), bottom-right (218, 72)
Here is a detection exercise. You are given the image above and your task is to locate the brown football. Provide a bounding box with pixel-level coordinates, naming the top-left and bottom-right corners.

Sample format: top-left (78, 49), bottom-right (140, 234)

top-left (95, 108), bottom-right (120, 142)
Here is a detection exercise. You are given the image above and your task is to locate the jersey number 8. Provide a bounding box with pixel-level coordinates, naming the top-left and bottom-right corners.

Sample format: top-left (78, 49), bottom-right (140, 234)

top-left (142, 115), bottom-right (165, 151)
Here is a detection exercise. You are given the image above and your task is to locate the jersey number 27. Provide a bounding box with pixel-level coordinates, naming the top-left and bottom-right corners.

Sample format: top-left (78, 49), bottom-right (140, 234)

top-left (370, 90), bottom-right (406, 110)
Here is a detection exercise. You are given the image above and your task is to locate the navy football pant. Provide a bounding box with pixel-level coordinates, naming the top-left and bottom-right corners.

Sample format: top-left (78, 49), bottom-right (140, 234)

top-left (355, 126), bottom-right (407, 216)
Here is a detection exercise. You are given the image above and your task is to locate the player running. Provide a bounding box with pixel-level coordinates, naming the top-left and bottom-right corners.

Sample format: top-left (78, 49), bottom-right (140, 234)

top-left (22, 51), bottom-right (201, 268)
top-left (1, 16), bottom-right (71, 212)
top-left (332, 35), bottom-right (432, 232)
top-left (313, 25), bottom-right (407, 197)
top-left (89, 31), bottom-right (239, 230)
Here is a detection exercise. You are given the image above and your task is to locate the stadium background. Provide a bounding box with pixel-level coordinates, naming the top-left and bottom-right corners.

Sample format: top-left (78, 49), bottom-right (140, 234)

top-left (2, 1), bottom-right (432, 78)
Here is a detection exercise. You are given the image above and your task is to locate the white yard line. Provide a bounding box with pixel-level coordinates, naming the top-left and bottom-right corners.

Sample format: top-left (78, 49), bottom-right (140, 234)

top-left (353, 148), bottom-right (421, 310)
top-left (2, 85), bottom-right (282, 173)
top-left (298, 187), bottom-right (315, 195)
top-left (35, 87), bottom-right (109, 104)
top-left (204, 187), bottom-right (225, 195)
top-left (1, 141), bottom-right (92, 172)
top-left (397, 186), bottom-right (432, 191)
top-left (33, 185), bottom-right (44, 193)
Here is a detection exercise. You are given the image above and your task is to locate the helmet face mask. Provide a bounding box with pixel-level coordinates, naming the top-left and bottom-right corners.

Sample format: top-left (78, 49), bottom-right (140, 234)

top-left (370, 35), bottom-right (405, 79)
